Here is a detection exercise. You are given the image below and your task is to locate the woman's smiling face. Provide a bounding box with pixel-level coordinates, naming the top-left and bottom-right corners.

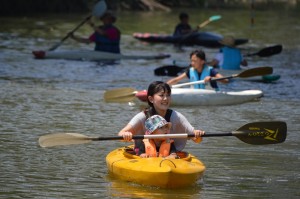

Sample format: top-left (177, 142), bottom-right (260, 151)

top-left (148, 89), bottom-right (171, 111)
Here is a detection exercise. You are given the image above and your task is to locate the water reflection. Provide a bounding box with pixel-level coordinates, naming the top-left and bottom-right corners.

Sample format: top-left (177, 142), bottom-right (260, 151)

top-left (106, 174), bottom-right (204, 199)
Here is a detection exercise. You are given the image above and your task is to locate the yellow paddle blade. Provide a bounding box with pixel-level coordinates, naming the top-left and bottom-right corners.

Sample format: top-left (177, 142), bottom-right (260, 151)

top-left (38, 133), bottom-right (92, 148)
top-left (104, 87), bottom-right (137, 103)
top-left (105, 95), bottom-right (137, 103)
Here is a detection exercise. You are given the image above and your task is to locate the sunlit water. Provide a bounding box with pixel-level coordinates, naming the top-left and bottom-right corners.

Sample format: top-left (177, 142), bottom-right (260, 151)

top-left (1, 8), bottom-right (300, 198)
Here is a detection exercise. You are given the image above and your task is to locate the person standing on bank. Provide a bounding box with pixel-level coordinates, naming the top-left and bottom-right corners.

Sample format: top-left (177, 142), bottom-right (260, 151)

top-left (167, 49), bottom-right (229, 91)
top-left (209, 36), bottom-right (248, 70)
top-left (118, 81), bottom-right (204, 152)
top-left (69, 11), bottom-right (121, 53)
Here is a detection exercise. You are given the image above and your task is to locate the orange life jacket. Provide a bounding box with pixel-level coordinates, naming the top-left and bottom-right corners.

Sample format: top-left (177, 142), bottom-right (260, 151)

top-left (143, 139), bottom-right (173, 157)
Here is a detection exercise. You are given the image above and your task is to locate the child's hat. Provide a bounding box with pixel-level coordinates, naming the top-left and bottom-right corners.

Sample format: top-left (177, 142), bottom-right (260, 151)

top-left (145, 115), bottom-right (171, 135)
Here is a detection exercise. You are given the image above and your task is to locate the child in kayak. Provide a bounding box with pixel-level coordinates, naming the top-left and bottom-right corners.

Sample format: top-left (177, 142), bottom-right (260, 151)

top-left (167, 49), bottom-right (229, 90)
top-left (138, 115), bottom-right (177, 158)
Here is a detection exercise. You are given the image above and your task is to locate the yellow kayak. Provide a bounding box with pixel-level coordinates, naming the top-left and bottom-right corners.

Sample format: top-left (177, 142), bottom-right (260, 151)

top-left (106, 145), bottom-right (205, 188)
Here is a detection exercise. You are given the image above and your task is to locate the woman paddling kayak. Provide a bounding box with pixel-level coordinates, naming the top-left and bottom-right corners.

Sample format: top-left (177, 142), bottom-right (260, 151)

top-left (118, 81), bottom-right (204, 151)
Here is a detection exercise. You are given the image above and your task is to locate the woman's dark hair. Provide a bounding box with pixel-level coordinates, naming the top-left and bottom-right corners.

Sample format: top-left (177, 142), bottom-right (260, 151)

top-left (190, 49), bottom-right (206, 61)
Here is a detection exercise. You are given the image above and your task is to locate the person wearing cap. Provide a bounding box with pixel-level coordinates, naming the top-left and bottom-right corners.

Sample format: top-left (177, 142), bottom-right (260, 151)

top-left (69, 11), bottom-right (121, 53)
top-left (138, 115), bottom-right (177, 158)
top-left (167, 49), bottom-right (228, 91)
top-left (209, 36), bottom-right (248, 70)
top-left (118, 81), bottom-right (204, 152)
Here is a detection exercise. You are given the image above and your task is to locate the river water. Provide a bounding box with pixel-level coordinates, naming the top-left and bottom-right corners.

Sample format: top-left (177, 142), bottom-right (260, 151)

top-left (1, 8), bottom-right (300, 199)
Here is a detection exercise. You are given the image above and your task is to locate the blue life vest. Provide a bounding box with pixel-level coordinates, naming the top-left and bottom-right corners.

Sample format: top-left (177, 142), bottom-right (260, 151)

top-left (189, 65), bottom-right (212, 89)
top-left (221, 46), bottom-right (242, 70)
top-left (94, 25), bottom-right (120, 53)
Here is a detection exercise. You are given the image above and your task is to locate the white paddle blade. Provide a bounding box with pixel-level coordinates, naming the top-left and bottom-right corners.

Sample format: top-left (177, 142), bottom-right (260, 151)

top-left (38, 133), bottom-right (91, 147)
top-left (93, 0), bottom-right (107, 17)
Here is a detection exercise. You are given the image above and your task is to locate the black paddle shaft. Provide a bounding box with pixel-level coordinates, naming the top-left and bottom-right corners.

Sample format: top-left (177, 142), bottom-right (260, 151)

top-left (90, 134), bottom-right (231, 141)
top-left (49, 16), bottom-right (92, 51)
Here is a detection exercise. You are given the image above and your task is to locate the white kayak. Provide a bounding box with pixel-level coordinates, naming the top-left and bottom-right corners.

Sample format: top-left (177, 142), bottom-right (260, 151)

top-left (135, 88), bottom-right (263, 106)
top-left (32, 50), bottom-right (170, 61)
